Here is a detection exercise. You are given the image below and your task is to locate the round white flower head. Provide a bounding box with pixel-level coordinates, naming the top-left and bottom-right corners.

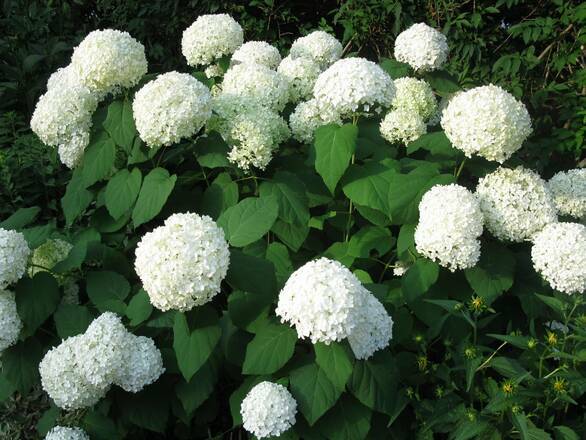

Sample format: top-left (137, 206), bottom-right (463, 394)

top-left (289, 30), bottom-right (343, 69)
top-left (39, 335), bottom-right (108, 409)
top-left (547, 169), bottom-right (586, 219)
top-left (394, 23), bottom-right (448, 71)
top-left (276, 258), bottom-right (367, 344)
top-left (289, 99), bottom-right (342, 144)
top-left (241, 381), bottom-right (297, 439)
top-left (231, 41), bottom-right (281, 69)
top-left (29, 238), bottom-right (72, 277)
top-left (182, 14), bottom-right (243, 66)
top-left (75, 312), bottom-right (132, 389)
top-left (415, 184), bottom-right (484, 271)
top-left (114, 335), bottom-right (164, 393)
top-left (441, 84), bottom-right (532, 163)
top-left (380, 108), bottom-right (427, 144)
top-left (348, 292), bottom-right (393, 360)
top-left (45, 426), bottom-right (90, 440)
top-left (392, 77), bottom-right (437, 120)
top-left (71, 29), bottom-right (147, 96)
top-left (277, 55), bottom-right (322, 103)
top-left (47, 65), bottom-right (83, 91)
top-left (476, 167), bottom-right (557, 242)
top-left (531, 222), bottom-right (586, 295)
top-left (221, 63), bottom-right (290, 111)
top-left (313, 57), bottom-right (395, 117)
top-left (135, 213), bottom-right (230, 312)
top-left (0, 228), bottom-right (30, 288)
top-left (133, 71), bottom-right (212, 148)
top-left (30, 84), bottom-right (98, 168)
top-left (0, 289), bottom-right (22, 352)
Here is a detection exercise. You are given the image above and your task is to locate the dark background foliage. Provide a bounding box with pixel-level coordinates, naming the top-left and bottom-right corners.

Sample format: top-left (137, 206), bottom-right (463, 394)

top-left (0, 0), bottom-right (584, 219)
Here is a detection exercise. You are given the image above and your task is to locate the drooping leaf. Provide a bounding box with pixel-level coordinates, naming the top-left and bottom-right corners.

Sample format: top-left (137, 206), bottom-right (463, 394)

top-left (62, 170), bottom-right (94, 226)
top-left (314, 123), bottom-right (358, 194)
top-left (242, 320), bottom-right (297, 374)
top-left (103, 99), bottom-right (136, 152)
top-left (105, 168), bottom-right (142, 220)
top-left (218, 196), bottom-right (279, 247)
top-left (316, 395), bottom-right (372, 440)
top-left (314, 342), bottom-right (354, 391)
top-left (80, 136), bottom-right (116, 187)
top-left (86, 270), bottom-right (130, 313)
top-left (2, 338), bottom-right (43, 394)
top-left (132, 167), bottom-right (176, 227)
top-left (0, 206), bottom-right (41, 230)
top-left (226, 250), bottom-right (277, 298)
top-left (126, 289), bottom-right (153, 326)
top-left (15, 272), bottom-right (60, 334)
top-left (342, 160), bottom-right (399, 213)
top-left (402, 259), bottom-right (439, 302)
top-left (53, 304), bottom-right (94, 338)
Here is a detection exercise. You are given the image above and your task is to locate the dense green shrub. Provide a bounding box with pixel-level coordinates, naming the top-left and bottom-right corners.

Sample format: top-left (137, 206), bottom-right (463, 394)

top-left (0, 3), bottom-right (585, 439)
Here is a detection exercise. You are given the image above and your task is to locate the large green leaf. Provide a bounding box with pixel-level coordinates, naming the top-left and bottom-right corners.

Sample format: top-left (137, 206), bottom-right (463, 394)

top-left (217, 196), bottom-right (279, 247)
top-left (465, 242), bottom-right (515, 304)
top-left (194, 131), bottom-right (231, 168)
top-left (15, 272), bottom-right (60, 334)
top-left (175, 355), bottom-right (219, 415)
top-left (86, 270), bottom-right (130, 313)
top-left (348, 226), bottom-right (392, 258)
top-left (314, 342), bottom-right (354, 391)
top-left (242, 320), bottom-right (297, 374)
top-left (226, 250), bottom-right (277, 298)
top-left (348, 350), bottom-right (398, 415)
top-left (81, 136), bottom-right (116, 187)
top-left (2, 338), bottom-right (43, 394)
top-left (103, 99), bottom-right (136, 152)
top-left (402, 259), bottom-right (439, 302)
top-left (200, 172), bottom-right (239, 219)
top-left (379, 58), bottom-right (411, 79)
top-left (132, 167), bottom-right (176, 227)
top-left (342, 160), bottom-right (399, 213)
top-left (227, 290), bottom-right (271, 331)
top-left (314, 123), bottom-right (358, 194)
top-left (260, 171), bottom-right (309, 225)
top-left (53, 304), bottom-right (94, 338)
top-left (173, 307), bottom-right (221, 381)
top-left (290, 362), bottom-right (342, 425)
top-left (0, 206), bottom-right (40, 230)
top-left (118, 380), bottom-right (170, 433)
top-left (105, 168), bottom-right (142, 220)
top-left (316, 395), bottom-right (372, 440)
top-left (62, 169), bottom-right (94, 226)
top-left (126, 290), bottom-right (153, 326)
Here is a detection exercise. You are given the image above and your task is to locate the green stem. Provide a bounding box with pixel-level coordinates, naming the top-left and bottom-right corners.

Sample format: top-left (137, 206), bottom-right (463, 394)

top-left (455, 158), bottom-right (467, 179)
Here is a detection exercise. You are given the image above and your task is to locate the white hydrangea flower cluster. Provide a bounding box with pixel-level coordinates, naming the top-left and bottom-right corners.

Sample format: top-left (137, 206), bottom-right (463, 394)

top-left (220, 63), bottom-right (290, 112)
top-left (45, 426), bottom-right (90, 440)
top-left (29, 238), bottom-right (72, 277)
top-left (231, 41), bottom-right (281, 69)
top-left (70, 29), bottom-right (147, 96)
top-left (135, 213), bottom-right (230, 311)
top-left (277, 55), bottom-right (322, 103)
top-left (132, 72), bottom-right (212, 148)
top-left (441, 84), bottom-right (532, 163)
top-left (47, 65), bottom-right (83, 91)
top-left (547, 169), bottom-right (586, 219)
top-left (289, 30), bottom-right (343, 69)
top-left (182, 14), bottom-right (243, 66)
top-left (241, 381), bottom-right (297, 439)
top-left (392, 77), bottom-right (437, 121)
top-left (30, 85), bottom-right (98, 168)
top-left (0, 289), bottom-right (22, 353)
top-left (380, 108), bottom-right (427, 144)
top-left (394, 23), bottom-right (449, 71)
top-left (531, 223), bottom-right (586, 295)
top-left (276, 258), bottom-right (393, 359)
top-left (475, 167), bottom-right (557, 242)
top-left (39, 313), bottom-right (164, 409)
top-left (313, 57), bottom-right (395, 117)
top-left (0, 228), bottom-right (30, 288)
top-left (415, 184), bottom-right (484, 271)
top-left (289, 99), bottom-right (342, 143)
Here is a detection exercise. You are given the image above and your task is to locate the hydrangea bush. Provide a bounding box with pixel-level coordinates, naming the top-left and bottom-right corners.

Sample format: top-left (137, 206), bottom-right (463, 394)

top-left (1, 15), bottom-right (584, 439)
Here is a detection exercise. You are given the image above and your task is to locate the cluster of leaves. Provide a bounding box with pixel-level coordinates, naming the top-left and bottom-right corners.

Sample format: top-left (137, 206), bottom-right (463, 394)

top-left (0, 48), bottom-right (584, 439)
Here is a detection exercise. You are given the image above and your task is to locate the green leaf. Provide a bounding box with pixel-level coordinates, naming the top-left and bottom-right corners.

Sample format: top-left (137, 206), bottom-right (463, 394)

top-left (86, 270), bottom-right (130, 313)
top-left (227, 290), bottom-right (271, 331)
top-left (348, 226), bottom-right (392, 258)
top-left (511, 412), bottom-right (530, 440)
top-left (290, 362), bottom-right (342, 425)
top-left (103, 99), bottom-right (136, 152)
top-left (424, 70), bottom-right (460, 95)
top-left (62, 170), bottom-right (94, 226)
top-left (118, 380), bottom-right (170, 433)
top-left (487, 333), bottom-right (531, 350)
top-left (314, 123), bottom-right (358, 194)
top-left (271, 219), bottom-right (309, 252)
top-left (132, 167), bottom-right (176, 227)
top-left (379, 58), bottom-right (411, 79)
top-left (218, 196), bottom-right (279, 247)
top-left (342, 160), bottom-right (399, 213)
top-left (260, 171), bottom-right (309, 225)
top-left (402, 259), bottom-right (439, 302)
top-left (349, 350), bottom-right (398, 415)
top-left (126, 289), bottom-right (153, 326)
top-left (266, 242), bottom-right (293, 285)
top-left (226, 250), bottom-right (277, 298)
top-left (105, 168), bottom-right (142, 220)
top-left (489, 357), bottom-right (530, 381)
top-left (83, 410), bottom-right (121, 440)
top-left (173, 307), bottom-right (221, 381)
top-left (36, 406), bottom-right (59, 436)
top-left (54, 304), bottom-right (93, 338)
top-left (80, 137), bottom-right (116, 187)
top-left (535, 294), bottom-right (565, 317)
top-left (242, 320), bottom-right (297, 374)
top-left (195, 132), bottom-right (231, 168)
top-left (316, 395), bottom-right (371, 440)
top-left (465, 242), bottom-right (515, 304)
top-left (15, 272), bottom-right (60, 333)
top-left (553, 426), bottom-right (580, 440)
top-left (175, 356), bottom-right (219, 415)
top-left (314, 342), bottom-right (353, 391)
top-left (2, 338), bottom-right (43, 394)
top-left (406, 131), bottom-right (460, 157)
top-left (0, 206), bottom-right (40, 230)
top-left (200, 172), bottom-right (239, 219)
